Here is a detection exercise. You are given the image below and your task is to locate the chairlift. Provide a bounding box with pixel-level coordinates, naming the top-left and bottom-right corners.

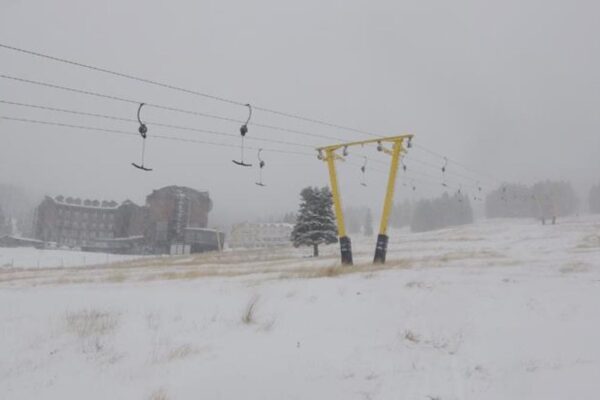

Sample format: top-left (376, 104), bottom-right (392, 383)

top-left (233, 104), bottom-right (253, 167)
top-left (441, 156), bottom-right (448, 186)
top-left (255, 149), bottom-right (266, 187)
top-left (360, 156), bottom-right (368, 187)
top-left (131, 103), bottom-right (153, 171)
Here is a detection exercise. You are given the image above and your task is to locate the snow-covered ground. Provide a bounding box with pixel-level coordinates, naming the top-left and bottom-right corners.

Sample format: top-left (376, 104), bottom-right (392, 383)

top-left (1, 216), bottom-right (600, 399)
top-left (0, 247), bottom-right (146, 268)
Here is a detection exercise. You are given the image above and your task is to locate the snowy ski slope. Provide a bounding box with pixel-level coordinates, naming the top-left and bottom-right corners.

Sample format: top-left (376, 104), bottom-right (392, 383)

top-left (1, 215), bottom-right (599, 399)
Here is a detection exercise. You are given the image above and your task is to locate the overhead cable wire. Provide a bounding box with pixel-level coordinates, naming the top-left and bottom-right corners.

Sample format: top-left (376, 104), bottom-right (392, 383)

top-left (0, 74), bottom-right (345, 143)
top-left (1, 113), bottom-right (446, 190)
top-left (0, 43), bottom-right (506, 188)
top-left (0, 115), bottom-right (312, 157)
top-left (0, 99), bottom-right (315, 149)
top-left (0, 43), bottom-right (378, 138)
top-left (0, 43), bottom-right (506, 189)
top-left (4, 98), bottom-right (476, 189)
top-left (412, 143), bottom-right (501, 184)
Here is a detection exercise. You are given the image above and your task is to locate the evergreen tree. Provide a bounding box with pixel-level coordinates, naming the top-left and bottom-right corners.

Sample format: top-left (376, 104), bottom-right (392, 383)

top-left (485, 181), bottom-right (578, 220)
top-left (291, 186), bottom-right (338, 256)
top-left (363, 208), bottom-right (373, 236)
top-left (410, 191), bottom-right (474, 233)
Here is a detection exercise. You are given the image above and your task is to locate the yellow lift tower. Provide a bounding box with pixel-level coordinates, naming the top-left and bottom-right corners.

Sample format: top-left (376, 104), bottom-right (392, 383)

top-left (317, 134), bottom-right (413, 265)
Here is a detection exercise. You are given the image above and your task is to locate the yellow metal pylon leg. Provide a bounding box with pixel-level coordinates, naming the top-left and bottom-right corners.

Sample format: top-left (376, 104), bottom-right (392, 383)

top-left (325, 149), bottom-right (353, 265)
top-left (374, 139), bottom-right (404, 264)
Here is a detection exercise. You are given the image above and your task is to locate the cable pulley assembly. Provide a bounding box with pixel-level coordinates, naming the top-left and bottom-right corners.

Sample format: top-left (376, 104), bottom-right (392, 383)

top-left (233, 103), bottom-right (253, 167)
top-left (131, 103), bottom-right (152, 171)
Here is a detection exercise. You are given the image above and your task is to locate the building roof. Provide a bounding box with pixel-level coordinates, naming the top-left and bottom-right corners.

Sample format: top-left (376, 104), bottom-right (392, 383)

top-left (147, 185), bottom-right (210, 199)
top-left (47, 196), bottom-right (135, 210)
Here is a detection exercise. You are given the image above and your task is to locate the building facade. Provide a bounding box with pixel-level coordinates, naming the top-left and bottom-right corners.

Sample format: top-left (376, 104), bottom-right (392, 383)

top-left (34, 196), bottom-right (145, 247)
top-left (145, 186), bottom-right (214, 253)
top-left (229, 222), bottom-right (293, 249)
top-left (32, 186), bottom-right (220, 254)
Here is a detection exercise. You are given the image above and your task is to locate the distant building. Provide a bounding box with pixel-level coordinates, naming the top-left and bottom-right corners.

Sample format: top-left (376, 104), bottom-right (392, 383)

top-left (30, 186), bottom-right (223, 254)
top-left (145, 186), bottom-right (216, 253)
top-left (34, 196), bottom-right (144, 247)
top-left (229, 222), bottom-right (293, 249)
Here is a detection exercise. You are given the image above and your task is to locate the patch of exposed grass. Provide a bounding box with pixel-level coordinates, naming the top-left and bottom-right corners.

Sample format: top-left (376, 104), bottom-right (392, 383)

top-left (242, 295), bottom-right (259, 325)
top-left (66, 309), bottom-right (118, 338)
top-left (576, 234), bottom-right (600, 249)
top-left (106, 271), bottom-right (127, 283)
top-left (164, 344), bottom-right (198, 362)
top-left (403, 330), bottom-right (421, 343)
top-left (560, 261), bottom-right (589, 274)
top-left (65, 309), bottom-right (119, 354)
top-left (148, 389), bottom-right (169, 400)
top-left (437, 250), bottom-right (504, 263)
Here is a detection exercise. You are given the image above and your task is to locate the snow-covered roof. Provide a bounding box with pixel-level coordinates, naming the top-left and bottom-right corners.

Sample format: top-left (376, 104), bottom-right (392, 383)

top-left (50, 196), bottom-right (122, 210)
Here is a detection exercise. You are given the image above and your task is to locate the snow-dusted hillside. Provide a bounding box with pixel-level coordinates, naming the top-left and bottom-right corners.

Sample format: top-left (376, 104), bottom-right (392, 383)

top-left (0, 247), bottom-right (147, 269)
top-left (1, 216), bottom-right (599, 399)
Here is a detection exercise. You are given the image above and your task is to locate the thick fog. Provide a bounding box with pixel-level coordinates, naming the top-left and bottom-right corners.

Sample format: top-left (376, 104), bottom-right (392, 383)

top-left (1, 0), bottom-right (599, 227)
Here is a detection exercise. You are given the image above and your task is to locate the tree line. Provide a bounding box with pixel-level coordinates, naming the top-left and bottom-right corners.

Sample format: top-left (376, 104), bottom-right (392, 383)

top-left (485, 180), bottom-right (578, 220)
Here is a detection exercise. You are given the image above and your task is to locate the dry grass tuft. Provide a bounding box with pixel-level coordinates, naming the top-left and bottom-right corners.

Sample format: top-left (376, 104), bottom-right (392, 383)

top-left (403, 330), bottom-right (421, 344)
top-left (164, 344), bottom-right (198, 362)
top-left (148, 389), bottom-right (169, 400)
top-left (321, 266), bottom-right (346, 277)
top-left (65, 309), bottom-right (118, 353)
top-left (66, 309), bottom-right (118, 338)
top-left (560, 261), bottom-right (589, 274)
top-left (242, 295), bottom-right (259, 324)
top-left (576, 234), bottom-right (600, 249)
top-left (438, 250), bottom-right (503, 263)
top-left (106, 271), bottom-right (127, 283)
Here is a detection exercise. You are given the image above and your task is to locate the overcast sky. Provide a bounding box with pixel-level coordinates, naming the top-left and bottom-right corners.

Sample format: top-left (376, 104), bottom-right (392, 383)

top-left (1, 0), bottom-right (599, 226)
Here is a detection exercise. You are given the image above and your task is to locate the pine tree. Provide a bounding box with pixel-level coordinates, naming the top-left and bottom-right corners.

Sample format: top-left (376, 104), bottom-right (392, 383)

top-left (291, 186), bottom-right (338, 256)
top-left (363, 208), bottom-right (373, 236)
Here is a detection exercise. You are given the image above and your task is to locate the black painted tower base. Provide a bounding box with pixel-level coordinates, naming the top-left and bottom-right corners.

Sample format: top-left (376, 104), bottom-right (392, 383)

top-left (373, 234), bottom-right (389, 264)
top-left (339, 236), bottom-right (353, 265)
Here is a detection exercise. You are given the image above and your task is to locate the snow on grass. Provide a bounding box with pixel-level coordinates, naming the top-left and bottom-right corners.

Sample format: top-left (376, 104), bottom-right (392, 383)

top-left (1, 215), bottom-right (600, 399)
top-left (0, 247), bottom-right (146, 269)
